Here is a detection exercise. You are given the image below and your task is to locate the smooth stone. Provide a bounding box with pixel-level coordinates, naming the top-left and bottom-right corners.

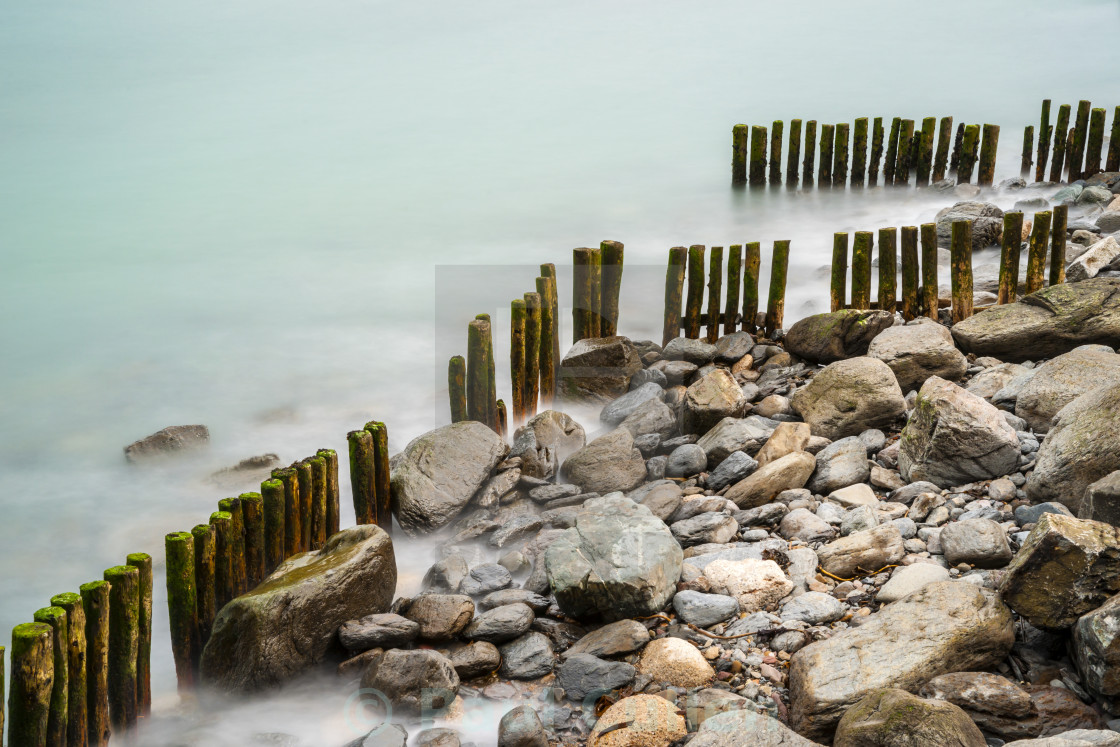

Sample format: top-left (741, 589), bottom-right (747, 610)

top-left (672, 590), bottom-right (740, 627)
top-left (498, 632), bottom-right (554, 679)
top-left (360, 648), bottom-right (459, 718)
top-left (791, 357), bottom-right (907, 440)
top-left (876, 563), bottom-right (951, 603)
top-left (560, 428), bottom-right (647, 495)
top-left (463, 602), bottom-right (534, 644)
top-left (784, 309), bottom-right (895, 364)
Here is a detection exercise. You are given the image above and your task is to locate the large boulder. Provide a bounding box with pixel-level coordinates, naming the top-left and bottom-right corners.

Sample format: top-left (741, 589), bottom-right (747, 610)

top-left (999, 513), bottom-right (1120, 630)
top-left (940, 518), bottom-right (1013, 568)
top-left (867, 319), bottom-right (968, 393)
top-left (560, 428), bottom-right (647, 495)
top-left (360, 648), bottom-right (459, 718)
top-left (682, 369), bottom-right (748, 435)
top-left (1067, 237), bottom-right (1120, 282)
top-left (951, 278), bottom-right (1120, 362)
top-left (391, 421), bottom-right (508, 533)
top-left (688, 709), bottom-right (818, 747)
top-left (899, 376), bottom-right (1020, 488)
top-left (936, 201), bottom-right (1004, 248)
top-left (1015, 348), bottom-right (1120, 433)
top-left (588, 694), bottom-right (686, 746)
top-left (545, 494), bottom-right (683, 621)
top-left (510, 410), bottom-right (586, 479)
top-left (816, 524), bottom-right (904, 579)
top-left (1073, 592), bottom-right (1120, 711)
top-left (789, 581), bottom-right (1014, 740)
top-left (618, 398), bottom-right (678, 440)
top-left (724, 451), bottom-right (816, 509)
top-left (833, 688), bottom-right (986, 747)
top-left (600, 382), bottom-right (664, 426)
top-left (784, 309), bottom-right (894, 364)
top-left (200, 525), bottom-right (396, 692)
top-left (790, 357), bottom-right (906, 440)
top-left (1026, 383), bottom-right (1120, 514)
top-left (559, 336), bottom-right (643, 404)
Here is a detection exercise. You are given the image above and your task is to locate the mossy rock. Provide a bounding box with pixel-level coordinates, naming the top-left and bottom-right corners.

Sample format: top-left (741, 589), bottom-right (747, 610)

top-left (834, 688), bottom-right (986, 747)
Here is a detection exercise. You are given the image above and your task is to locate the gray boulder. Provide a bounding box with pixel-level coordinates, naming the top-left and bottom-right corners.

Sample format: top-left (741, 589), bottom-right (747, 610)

top-left (714, 332), bottom-right (754, 365)
top-left (1080, 471), bottom-right (1120, 526)
top-left (361, 648), bottom-right (459, 718)
top-left (791, 357), bottom-right (907, 440)
top-left (499, 632), bottom-right (554, 679)
top-left (405, 594), bottom-right (475, 641)
top-left (663, 336), bottom-right (718, 364)
top-left (784, 309), bottom-right (894, 364)
top-left (498, 705), bottom-right (549, 747)
top-left (1068, 237), bottom-right (1120, 282)
top-left (688, 709), bottom-right (818, 747)
top-left (936, 201), bottom-right (1004, 248)
top-left (124, 424), bottom-right (209, 462)
top-left (563, 619), bottom-right (649, 659)
top-left (600, 382), bottom-right (664, 426)
top-left (618, 397), bottom-right (677, 439)
top-left (510, 410), bottom-right (586, 479)
top-left (671, 512), bottom-right (738, 547)
top-left (725, 451), bottom-right (816, 509)
top-left (448, 641), bottom-right (501, 680)
top-left (940, 518), bottom-right (1013, 568)
top-left (683, 369), bottom-right (749, 435)
top-left (338, 613), bottom-right (419, 652)
top-left (463, 603), bottom-right (534, 644)
top-left (867, 319), bottom-right (968, 392)
top-left (556, 654), bottom-right (636, 701)
top-left (816, 524), bottom-right (904, 579)
top-left (666, 444), bottom-right (708, 478)
top-left (1072, 592), bottom-right (1120, 712)
top-left (672, 590), bottom-right (739, 627)
top-left (560, 427), bottom-right (647, 495)
top-left (807, 436), bottom-right (870, 495)
top-left (558, 336), bottom-right (642, 403)
top-left (706, 451), bottom-right (759, 492)
top-left (696, 416), bottom-right (772, 468)
top-left (1015, 348), bottom-right (1120, 433)
top-left (833, 688), bottom-right (986, 747)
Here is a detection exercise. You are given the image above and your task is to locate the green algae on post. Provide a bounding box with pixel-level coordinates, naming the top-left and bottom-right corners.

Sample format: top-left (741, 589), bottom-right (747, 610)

top-left (901, 226), bottom-right (920, 320)
top-left (9, 621), bottom-right (53, 746)
top-left (662, 246), bottom-right (687, 345)
top-left (851, 232), bottom-right (873, 310)
top-left (883, 117), bottom-right (901, 185)
top-left (868, 117), bottom-right (884, 186)
top-left (769, 120), bottom-right (783, 186)
top-left (239, 492), bottom-right (266, 586)
top-left (599, 240), bottom-right (624, 338)
top-left (933, 116), bottom-right (953, 183)
top-left (977, 124), bottom-right (1000, 186)
top-left (833, 123), bottom-right (849, 188)
top-left (921, 223), bottom-right (939, 320)
top-left (949, 121), bottom-right (965, 175)
top-left (1021, 126), bottom-right (1034, 178)
top-left (209, 511), bottom-right (233, 611)
top-left (818, 124), bottom-right (834, 187)
top-left (894, 119), bottom-right (915, 185)
top-left (164, 532), bottom-right (198, 693)
top-left (1050, 204), bottom-right (1068, 287)
top-left (33, 605), bottom-right (68, 745)
top-left (749, 125), bottom-right (767, 186)
top-left (764, 240), bottom-right (790, 337)
top-left (477, 312), bottom-right (498, 430)
top-left (448, 355), bottom-right (467, 423)
top-left (50, 591), bottom-right (87, 747)
top-left (572, 247), bottom-right (601, 342)
top-left (1085, 107), bottom-right (1106, 178)
top-left (1107, 106), bottom-right (1120, 172)
top-left (190, 523), bottom-right (216, 652)
top-left (534, 274), bottom-right (557, 407)
top-left (957, 124), bottom-right (980, 184)
top-left (103, 564), bottom-right (139, 732)
top-left (878, 228), bottom-right (898, 313)
top-left (1070, 100), bottom-right (1091, 181)
top-left (731, 124), bottom-right (748, 186)
top-left (851, 117), bottom-right (868, 187)
top-left (365, 421), bottom-right (392, 535)
top-left (293, 462), bottom-right (314, 553)
top-left (271, 466), bottom-right (301, 559)
top-left (510, 297), bottom-right (527, 423)
top-left (125, 552), bottom-right (152, 717)
top-left (1025, 210), bottom-right (1052, 295)
top-left (786, 119), bottom-right (802, 188)
top-left (306, 456), bottom-right (328, 550)
top-left (802, 120), bottom-right (817, 188)
top-left (541, 263), bottom-right (561, 388)
top-left (1049, 104), bottom-right (1071, 182)
top-left (685, 244), bottom-right (705, 339)
top-left (741, 242), bottom-right (761, 334)
top-left (705, 246), bottom-right (724, 343)
top-left (318, 448), bottom-right (340, 538)
top-left (916, 117), bottom-right (935, 186)
top-left (79, 580), bottom-right (110, 746)
top-left (346, 430), bottom-right (375, 526)
top-left (950, 221), bottom-right (974, 323)
top-left (523, 291), bottom-right (542, 418)
top-left (724, 245), bottom-right (742, 336)
top-left (1035, 100), bottom-right (1051, 182)
top-left (466, 318), bottom-right (493, 427)
top-left (218, 495), bottom-right (248, 593)
top-left (830, 233), bottom-right (848, 312)
top-left (998, 212), bottom-right (1025, 305)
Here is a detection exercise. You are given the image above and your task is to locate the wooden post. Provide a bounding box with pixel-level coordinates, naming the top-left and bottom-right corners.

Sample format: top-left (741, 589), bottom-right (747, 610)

top-left (998, 213), bottom-right (1025, 305)
top-left (347, 431), bottom-right (375, 525)
top-left (190, 523), bottom-right (216, 650)
top-left (749, 125), bottom-right (767, 186)
top-left (239, 492), bottom-right (266, 585)
top-left (731, 124), bottom-right (748, 186)
top-left (217, 496), bottom-right (248, 593)
top-left (523, 291), bottom-right (542, 418)
top-left (1065, 125), bottom-right (1076, 180)
top-left (510, 297), bottom-right (527, 423)
top-left (599, 240), bottom-right (623, 337)
top-left (1021, 126), bottom-right (1034, 178)
top-left (1108, 106), bottom-right (1120, 172)
top-left (321, 448), bottom-right (339, 538)
top-left (950, 221), bottom-right (974, 323)
top-left (895, 119), bottom-right (915, 185)
top-left (164, 532), bottom-right (198, 693)
top-left (705, 246), bottom-right (724, 343)
top-left (8, 622), bottom-right (53, 746)
top-left (833, 123), bottom-right (849, 187)
top-left (684, 245), bottom-right (705, 339)
top-left (802, 121), bottom-right (817, 188)
top-left (933, 116), bottom-right (953, 182)
top-left (1051, 204), bottom-right (1068, 286)
top-left (50, 592), bottom-right (87, 747)
top-left (209, 511), bottom-right (233, 610)
top-left (851, 232), bottom-right (873, 310)
top-left (1025, 211), bottom-right (1052, 295)
top-left (851, 117), bottom-right (868, 187)
top-left (294, 461), bottom-right (313, 553)
top-left (949, 122), bottom-right (965, 175)
top-left (125, 553), bottom-right (151, 717)
top-left (79, 580), bottom-right (110, 747)
top-left (878, 228), bottom-right (898, 313)
top-left (306, 456), bottom-right (327, 550)
top-left (769, 120), bottom-right (783, 185)
top-left (496, 400), bottom-right (508, 438)
top-left (917, 117), bottom-right (936, 186)
top-left (1085, 108), bottom-right (1106, 178)
top-left (259, 479), bottom-right (284, 572)
top-left (978, 124), bottom-right (1000, 186)
top-left (869, 117), bottom-right (884, 186)
top-left (572, 247), bottom-right (601, 342)
top-left (447, 355), bottom-right (466, 423)
top-left (466, 318), bottom-right (493, 427)
top-left (830, 233), bottom-right (848, 312)
top-left (786, 119), bottom-right (802, 188)
top-left (478, 312), bottom-right (498, 430)
top-left (103, 564), bottom-right (138, 732)
top-left (662, 246), bottom-right (686, 345)
top-left (32, 605), bottom-right (67, 745)
top-left (1070, 100), bottom-right (1092, 181)
top-left (540, 263), bottom-right (560, 396)
top-left (764, 240), bottom-right (790, 337)
top-left (1049, 104), bottom-right (1071, 182)
top-left (958, 124), bottom-right (980, 184)
top-left (818, 124), bottom-right (834, 187)
top-left (742, 242), bottom-right (761, 334)
top-left (884, 117), bottom-right (901, 185)
top-left (270, 467), bottom-right (300, 559)
top-left (724, 245), bottom-right (742, 336)
top-left (921, 223), bottom-right (938, 320)
top-left (901, 226), bottom-right (920, 320)
top-left (365, 421), bottom-right (392, 535)
top-left (1035, 100), bottom-right (1051, 182)
top-left (534, 274), bottom-right (557, 407)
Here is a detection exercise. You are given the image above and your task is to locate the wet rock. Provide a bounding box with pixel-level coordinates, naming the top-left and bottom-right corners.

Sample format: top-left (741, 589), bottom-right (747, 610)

top-left (124, 424), bottom-right (209, 462)
top-left (498, 705), bottom-right (549, 747)
top-left (696, 416), bottom-right (772, 468)
top-left (672, 590), bottom-right (739, 627)
top-left (807, 436), bottom-right (870, 494)
top-left (559, 336), bottom-right (643, 404)
top-left (784, 309), bottom-right (894, 364)
top-left (498, 632), bottom-right (554, 680)
top-left (1016, 501), bottom-right (1074, 525)
top-left (588, 694), bottom-right (686, 746)
top-left (867, 319), bottom-right (968, 392)
top-left (413, 728), bottom-right (461, 747)
top-left (876, 563), bottom-right (950, 603)
top-left (833, 688), bottom-right (985, 747)
top-left (360, 648), bottom-right (459, 718)
top-left (637, 636), bottom-right (714, 688)
top-left (448, 641), bottom-right (501, 680)
top-left (631, 481), bottom-right (683, 522)
top-left (791, 357), bottom-right (907, 440)
top-left (510, 410), bottom-right (586, 480)
top-left (207, 453), bottom-right (280, 487)
top-left (663, 336), bottom-right (718, 365)
top-left (940, 518), bottom-right (1013, 568)
top-left (529, 483), bottom-right (581, 504)
top-left (706, 451), bottom-right (758, 492)
top-left (560, 428), bottom-right (647, 495)
top-left (473, 468), bottom-right (521, 510)
top-left (1016, 348), bottom-right (1120, 433)
top-left (714, 332), bottom-right (754, 365)
top-left (688, 709), bottom-right (817, 747)
top-left (564, 619), bottom-right (649, 659)
top-left (463, 602), bottom-right (534, 644)
top-left (338, 613), bottom-right (419, 652)
top-left (936, 201), bottom-right (1004, 248)
top-left (458, 563), bottom-right (513, 596)
top-left (920, 670), bottom-right (1033, 719)
top-left (703, 558), bottom-right (793, 612)
top-left (649, 359), bottom-right (699, 386)
top-left (755, 421), bottom-right (811, 468)
top-left (683, 370), bottom-right (749, 435)
top-left (724, 451), bottom-right (816, 509)
top-left (557, 654), bottom-right (636, 701)
top-left (601, 382), bottom-right (665, 426)
top-left (665, 444), bottom-right (707, 478)
top-left (1073, 592), bottom-right (1120, 711)
top-left (391, 421), bottom-right (509, 533)
top-left (671, 512), bottom-right (738, 547)
top-left (816, 524), bottom-right (904, 579)
top-left (343, 724), bottom-right (409, 747)
top-left (479, 589), bottom-right (550, 613)
top-left (405, 594), bottom-right (475, 642)
top-left (200, 525), bottom-right (395, 692)
top-left (424, 555), bottom-right (469, 594)
top-left (619, 398), bottom-right (677, 440)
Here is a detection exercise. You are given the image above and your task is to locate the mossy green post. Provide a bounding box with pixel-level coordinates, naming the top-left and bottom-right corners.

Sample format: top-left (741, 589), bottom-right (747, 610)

top-left (998, 212), bottom-right (1025, 305)
top-left (364, 421), bottom-right (392, 535)
top-left (769, 120), bottom-right (783, 185)
top-left (306, 456), bottom-right (327, 551)
top-left (978, 124), bottom-right (1000, 186)
top-left (957, 124), bottom-right (980, 184)
top-left (749, 125), bottom-right (767, 186)
top-left (742, 242), bottom-right (761, 333)
top-left (510, 298), bottom-right (527, 423)
top-left (895, 119), bottom-right (915, 185)
top-left (818, 124), bottom-right (834, 187)
top-left (684, 245), bottom-right (705, 339)
top-left (1050, 204), bottom-right (1068, 286)
top-left (190, 523), bottom-right (215, 653)
top-left (1025, 210), bottom-right (1052, 295)
top-left (950, 220), bottom-right (974, 323)
top-left (869, 117), bottom-right (885, 186)
top-left (449, 354), bottom-right (470, 422)
top-left (540, 263), bottom-right (560, 403)
top-left (9, 622), bottom-right (53, 746)
top-left (921, 223), bottom-right (938, 319)
top-left (830, 233), bottom-right (848, 312)
top-left (102, 564), bottom-right (138, 733)
top-left (466, 318), bottom-right (492, 427)
top-left (1070, 99), bottom-right (1091, 180)
top-left (1021, 126), bottom-right (1034, 178)
top-left (50, 592), bottom-right (87, 747)
top-left (319, 448), bottom-right (340, 539)
top-left (802, 120), bottom-right (817, 187)
top-left (239, 492), bottom-right (266, 585)
top-left (1065, 125), bottom-right (1076, 180)
top-left (599, 240), bottom-right (623, 337)
top-left (1049, 104), bottom-right (1071, 182)
top-left (764, 240), bottom-right (790, 337)
top-left (293, 462), bottom-right (313, 553)
top-left (917, 117), bottom-right (936, 186)
top-left (33, 605), bottom-right (67, 746)
top-left (524, 292), bottom-right (542, 418)
top-left (949, 121), bottom-right (965, 175)
top-left (271, 466), bottom-right (300, 559)
top-left (534, 275), bottom-right (557, 407)
top-left (901, 226), bottom-right (920, 320)
top-left (79, 580), bottom-right (110, 747)
top-left (1035, 100), bottom-right (1051, 182)
top-left (731, 124), bottom-right (748, 186)
top-left (260, 478), bottom-right (285, 572)
top-left (851, 117), bottom-right (868, 186)
top-left (496, 400), bottom-right (507, 439)
top-left (164, 532), bottom-right (197, 694)
top-left (884, 117), bottom-right (901, 185)
top-left (1107, 106), bottom-right (1120, 172)
top-left (851, 232), bottom-right (873, 310)
top-left (662, 246), bottom-right (687, 345)
top-left (833, 122), bottom-right (849, 187)
top-left (572, 247), bottom-right (600, 343)
top-left (1085, 107), bottom-right (1106, 178)
top-left (705, 246), bottom-right (724, 343)
top-left (724, 245), bottom-right (742, 336)
top-left (786, 119), bottom-right (801, 188)
top-left (933, 116), bottom-right (953, 182)
top-left (878, 228), bottom-right (898, 313)
top-left (346, 431), bottom-right (375, 526)
top-left (124, 553), bottom-right (151, 718)
top-left (217, 496), bottom-right (248, 594)
top-left (209, 511), bottom-right (233, 611)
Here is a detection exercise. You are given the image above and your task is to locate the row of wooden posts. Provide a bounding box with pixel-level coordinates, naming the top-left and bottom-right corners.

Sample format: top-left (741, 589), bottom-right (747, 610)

top-left (731, 116), bottom-right (1001, 189)
top-left (1028, 99), bottom-right (1120, 183)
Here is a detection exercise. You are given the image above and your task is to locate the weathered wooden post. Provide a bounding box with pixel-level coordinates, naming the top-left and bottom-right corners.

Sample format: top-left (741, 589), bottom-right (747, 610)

top-left (818, 124), bottom-right (834, 187)
top-left (496, 400), bottom-right (508, 438)
top-left (466, 318), bottom-right (493, 427)
top-left (209, 511), bottom-right (233, 610)
top-left (830, 233), bottom-right (848, 312)
top-left (949, 122), bottom-right (965, 175)
top-left (572, 247), bottom-right (601, 342)
top-left (1049, 104), bottom-right (1071, 182)
top-left (1026, 211), bottom-right (1052, 295)
top-left (884, 117), bottom-right (901, 185)
top-left (724, 245), bottom-right (742, 336)
top-left (103, 564), bottom-right (139, 732)
top-left (524, 291), bottom-right (542, 418)
top-left (685, 245), bottom-right (705, 338)
top-left (950, 221), bottom-right (974, 323)
top-left (190, 523), bottom-right (215, 650)
top-left (217, 496), bottom-right (248, 593)
top-left (901, 226), bottom-right (920, 320)
top-left (270, 466), bottom-right (300, 559)
top-left (978, 124), bottom-right (1000, 186)
top-left (599, 240), bottom-right (623, 337)
top-left (878, 228), bottom-right (898, 313)
top-left (347, 430), bottom-right (374, 525)
top-left (365, 421), bottom-right (392, 535)
top-left (917, 117), bottom-right (936, 186)
top-left (239, 492), bottom-right (266, 585)
top-left (540, 263), bottom-right (560, 391)
top-left (1070, 100), bottom-right (1092, 180)
top-left (125, 552), bottom-right (151, 717)
top-left (33, 605), bottom-right (68, 745)
top-left (1051, 204), bottom-right (1068, 286)
top-left (786, 119), bottom-right (802, 188)
top-left (1108, 106), bottom-right (1120, 172)
top-left (869, 117), bottom-right (884, 186)
top-left (308, 456), bottom-right (327, 551)
top-left (933, 116), bottom-right (953, 182)
top-left (1085, 108), bottom-right (1106, 178)
top-left (921, 223), bottom-right (938, 319)
top-left (705, 246), bottom-right (724, 343)
top-left (534, 274), bottom-right (557, 407)
top-left (769, 120), bottom-right (784, 185)
top-left (1022, 126), bottom-right (1034, 178)
top-left (164, 532), bottom-right (198, 693)
top-left (749, 126), bottom-right (767, 186)
top-left (1035, 100), bottom-right (1051, 182)
top-left (448, 355), bottom-right (466, 423)
top-left (662, 246), bottom-right (686, 345)
top-left (764, 240), bottom-right (790, 337)
top-left (8, 622), bottom-right (54, 746)
top-left (510, 297), bottom-right (527, 423)
top-left (259, 479), bottom-right (284, 572)
top-left (49, 592), bottom-right (87, 747)
top-left (1065, 126), bottom-right (1076, 179)
top-left (895, 119), bottom-right (915, 185)
top-left (851, 232), bottom-right (873, 310)
top-left (833, 123), bottom-right (849, 187)
top-left (477, 313), bottom-right (498, 429)
top-left (998, 212), bottom-right (1025, 305)
top-left (958, 124), bottom-right (980, 184)
top-left (803, 121), bottom-right (817, 187)
top-left (294, 461), bottom-right (313, 553)
top-left (742, 242), bottom-right (761, 333)
top-left (851, 117), bottom-right (868, 187)
top-left (321, 448), bottom-right (340, 538)
top-left (79, 580), bottom-right (110, 746)
top-left (731, 124), bottom-right (748, 186)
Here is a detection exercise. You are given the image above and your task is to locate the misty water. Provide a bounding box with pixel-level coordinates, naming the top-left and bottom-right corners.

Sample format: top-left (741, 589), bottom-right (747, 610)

top-left (2, 0), bottom-right (1119, 743)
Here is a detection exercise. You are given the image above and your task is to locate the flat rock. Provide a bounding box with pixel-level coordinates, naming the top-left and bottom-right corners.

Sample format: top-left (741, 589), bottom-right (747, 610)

top-left (557, 653), bottom-right (635, 702)
top-left (560, 428), bottom-right (647, 495)
top-left (779, 507), bottom-right (837, 543)
top-left (755, 421), bottom-right (811, 469)
top-left (780, 591), bottom-right (843, 624)
top-left (338, 613), bottom-right (419, 652)
top-left (877, 563), bottom-right (950, 603)
top-left (791, 357), bottom-right (906, 440)
top-left (124, 424), bottom-right (209, 462)
top-left (714, 332), bottom-right (754, 365)
top-left (703, 558), bottom-right (793, 613)
top-left (671, 512), bottom-right (738, 547)
top-left (920, 671), bottom-right (1033, 718)
top-left (1068, 236), bottom-right (1120, 282)
top-left (564, 619), bottom-right (649, 659)
top-left (696, 416), bottom-right (772, 468)
top-left (672, 590), bottom-right (739, 627)
top-left (724, 451), bottom-right (816, 509)
top-left (618, 397), bottom-right (678, 440)
top-left (663, 337), bottom-right (718, 365)
top-left (706, 451), bottom-right (759, 492)
top-left (687, 709), bottom-right (818, 747)
top-left (463, 602), bottom-right (534, 644)
top-left (867, 319), bottom-right (968, 393)
top-left (816, 524), bottom-right (904, 579)
top-left (784, 309), bottom-right (894, 364)
top-left (601, 382), bottom-right (665, 426)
